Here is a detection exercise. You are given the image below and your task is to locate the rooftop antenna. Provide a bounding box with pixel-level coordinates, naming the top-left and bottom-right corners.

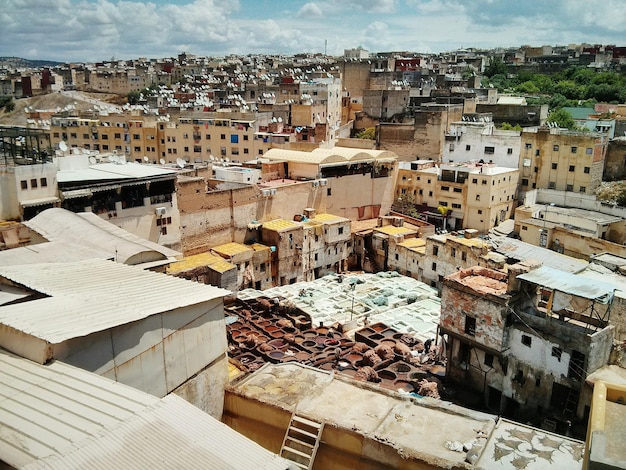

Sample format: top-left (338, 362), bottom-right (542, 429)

top-left (324, 39), bottom-right (327, 57)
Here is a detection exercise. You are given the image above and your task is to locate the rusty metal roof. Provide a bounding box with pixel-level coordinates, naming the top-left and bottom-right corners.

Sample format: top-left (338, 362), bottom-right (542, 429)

top-left (517, 265), bottom-right (616, 302)
top-left (0, 350), bottom-right (293, 470)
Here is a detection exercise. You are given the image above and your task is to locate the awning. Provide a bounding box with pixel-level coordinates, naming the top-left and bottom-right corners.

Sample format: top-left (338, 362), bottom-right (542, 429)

top-left (90, 184), bottom-right (121, 193)
top-left (517, 265), bottom-right (615, 303)
top-left (62, 188), bottom-right (93, 199)
top-left (20, 197), bottom-right (60, 208)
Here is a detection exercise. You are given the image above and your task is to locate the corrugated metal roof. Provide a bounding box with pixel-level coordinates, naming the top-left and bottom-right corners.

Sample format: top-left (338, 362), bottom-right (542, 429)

top-left (57, 162), bottom-right (176, 183)
top-left (24, 208), bottom-right (180, 264)
top-left (20, 197), bottom-right (60, 208)
top-left (0, 259), bottom-right (229, 344)
top-left (517, 265), bottom-right (616, 302)
top-left (264, 147), bottom-right (397, 166)
top-left (0, 350), bottom-right (294, 470)
top-left (0, 349), bottom-right (157, 468)
top-left (0, 241), bottom-right (111, 266)
top-left (490, 236), bottom-right (588, 274)
top-left (0, 284), bottom-right (30, 305)
top-left (25, 394), bottom-right (294, 470)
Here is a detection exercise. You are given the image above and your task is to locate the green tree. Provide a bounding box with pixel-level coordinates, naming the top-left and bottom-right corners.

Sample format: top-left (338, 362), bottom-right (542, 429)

top-left (546, 109), bottom-right (577, 130)
top-left (356, 127), bottom-right (376, 139)
top-left (484, 57), bottom-right (508, 78)
top-left (127, 90), bottom-right (141, 105)
top-left (500, 122), bottom-right (522, 131)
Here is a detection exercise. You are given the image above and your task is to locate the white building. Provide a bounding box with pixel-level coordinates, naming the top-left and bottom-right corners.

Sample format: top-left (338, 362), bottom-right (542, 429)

top-left (0, 259), bottom-right (230, 418)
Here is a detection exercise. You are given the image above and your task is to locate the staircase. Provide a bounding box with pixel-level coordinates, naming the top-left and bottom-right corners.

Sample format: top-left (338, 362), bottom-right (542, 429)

top-left (280, 413), bottom-right (324, 470)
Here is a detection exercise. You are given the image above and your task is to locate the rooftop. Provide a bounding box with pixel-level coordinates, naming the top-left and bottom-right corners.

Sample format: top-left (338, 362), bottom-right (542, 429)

top-left (239, 272), bottom-right (440, 341)
top-left (0, 259), bottom-right (228, 361)
top-left (166, 251), bottom-right (235, 274)
top-left (0, 349), bottom-right (293, 470)
top-left (262, 218), bottom-right (299, 232)
top-left (446, 266), bottom-right (509, 297)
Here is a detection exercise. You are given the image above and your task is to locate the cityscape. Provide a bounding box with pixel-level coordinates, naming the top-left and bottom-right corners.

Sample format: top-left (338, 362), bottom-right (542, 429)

top-left (1, 28), bottom-right (626, 470)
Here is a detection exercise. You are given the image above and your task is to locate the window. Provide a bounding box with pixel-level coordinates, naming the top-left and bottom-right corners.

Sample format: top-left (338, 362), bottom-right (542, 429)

top-left (327, 188), bottom-right (331, 196)
top-left (30, 179), bottom-right (38, 188)
top-left (521, 335), bottom-right (532, 347)
top-left (461, 252), bottom-right (467, 262)
top-left (243, 148), bottom-right (249, 154)
top-left (134, 146), bottom-right (141, 152)
top-left (194, 146), bottom-right (201, 153)
top-left (338, 227), bottom-right (344, 235)
top-left (472, 178), bottom-right (478, 184)
top-left (183, 133), bottom-right (188, 139)
top-left (566, 184), bottom-right (573, 191)
top-left (452, 203), bottom-right (461, 209)
top-left (586, 147), bottom-right (593, 155)
top-left (133, 134), bottom-right (140, 140)
top-left (451, 248), bottom-right (456, 258)
top-left (525, 143), bottom-right (532, 149)
top-left (260, 263), bottom-right (266, 273)
top-left (551, 163), bottom-right (557, 170)
top-left (535, 149), bottom-right (540, 157)
top-left (449, 143), bottom-right (455, 151)
top-left (431, 262), bottom-right (437, 271)
top-left (522, 225), bottom-right (527, 231)
top-left (548, 182), bottom-right (556, 189)
top-left (115, 133), bottom-right (121, 139)
top-left (521, 178), bottom-right (528, 186)
top-left (230, 135), bottom-right (239, 143)
top-left (453, 187), bottom-right (462, 193)
top-left (441, 186), bottom-right (449, 191)
top-left (579, 186), bottom-right (586, 193)
top-left (571, 146), bottom-right (577, 153)
top-left (465, 145), bottom-right (471, 151)
top-left (40, 178), bottom-right (47, 187)
top-left (584, 166), bottom-right (590, 174)
top-left (484, 353), bottom-right (493, 367)
top-left (553, 144), bottom-right (559, 151)
top-left (428, 191), bottom-right (433, 197)
top-left (395, 253), bottom-right (399, 260)
top-left (507, 148), bottom-right (513, 155)
top-left (551, 347), bottom-right (562, 361)
top-left (220, 134), bottom-right (226, 140)
top-left (482, 179), bottom-right (487, 185)
top-left (484, 146), bottom-right (495, 154)
top-left (184, 146), bottom-right (189, 152)
top-left (569, 165), bottom-right (575, 172)
top-left (465, 316), bottom-right (476, 336)
top-left (20, 180), bottom-right (27, 190)
top-left (432, 246), bottom-right (439, 256)
top-left (477, 209), bottom-right (482, 214)
top-left (243, 135), bottom-right (249, 141)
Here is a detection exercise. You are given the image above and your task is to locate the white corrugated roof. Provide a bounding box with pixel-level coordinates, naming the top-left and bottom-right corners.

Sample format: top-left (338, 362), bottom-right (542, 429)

top-left (0, 350), bottom-right (293, 470)
top-left (0, 241), bottom-right (110, 266)
top-left (0, 349), bottom-right (157, 468)
top-left (0, 259), bottom-right (229, 344)
top-left (24, 208), bottom-right (180, 264)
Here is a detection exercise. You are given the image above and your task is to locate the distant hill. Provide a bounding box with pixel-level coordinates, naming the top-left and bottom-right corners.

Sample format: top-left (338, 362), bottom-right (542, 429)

top-left (0, 57), bottom-right (63, 69)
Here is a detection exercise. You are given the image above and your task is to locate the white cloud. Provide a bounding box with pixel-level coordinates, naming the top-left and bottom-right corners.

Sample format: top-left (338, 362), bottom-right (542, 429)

top-left (341, 0), bottom-right (396, 13)
top-left (297, 2), bottom-right (324, 18)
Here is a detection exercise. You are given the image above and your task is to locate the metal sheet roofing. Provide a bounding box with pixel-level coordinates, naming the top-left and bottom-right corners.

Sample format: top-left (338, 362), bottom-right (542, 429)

top-left (24, 208), bottom-right (180, 265)
top-left (0, 259), bottom-right (229, 344)
top-left (490, 236), bottom-right (588, 274)
top-left (517, 265), bottom-right (616, 302)
top-left (264, 147), bottom-right (397, 166)
top-left (0, 350), bottom-right (293, 470)
top-left (0, 241), bottom-right (112, 266)
top-left (57, 162), bottom-right (176, 183)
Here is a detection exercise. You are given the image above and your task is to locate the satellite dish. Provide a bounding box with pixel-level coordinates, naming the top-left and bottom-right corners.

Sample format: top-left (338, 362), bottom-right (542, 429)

top-left (143, 156), bottom-right (149, 162)
top-left (59, 141), bottom-right (68, 152)
top-left (89, 156), bottom-right (97, 165)
top-left (110, 155), bottom-right (119, 163)
top-left (209, 155), bottom-right (215, 161)
top-left (176, 158), bottom-right (186, 168)
top-left (159, 158), bottom-right (166, 165)
top-left (224, 157), bottom-right (230, 163)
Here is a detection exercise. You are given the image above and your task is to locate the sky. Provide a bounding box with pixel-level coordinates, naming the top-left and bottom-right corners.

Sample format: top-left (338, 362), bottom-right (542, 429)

top-left (2, 0), bottom-right (625, 63)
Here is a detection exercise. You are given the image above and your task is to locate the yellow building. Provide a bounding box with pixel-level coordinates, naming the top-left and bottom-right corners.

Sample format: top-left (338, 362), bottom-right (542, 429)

top-left (395, 160), bottom-right (519, 233)
top-left (519, 127), bottom-right (608, 198)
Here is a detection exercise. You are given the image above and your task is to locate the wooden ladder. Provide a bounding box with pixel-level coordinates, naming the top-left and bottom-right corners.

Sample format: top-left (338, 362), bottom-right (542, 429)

top-left (280, 413), bottom-right (324, 470)
top-left (563, 388), bottom-right (578, 420)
